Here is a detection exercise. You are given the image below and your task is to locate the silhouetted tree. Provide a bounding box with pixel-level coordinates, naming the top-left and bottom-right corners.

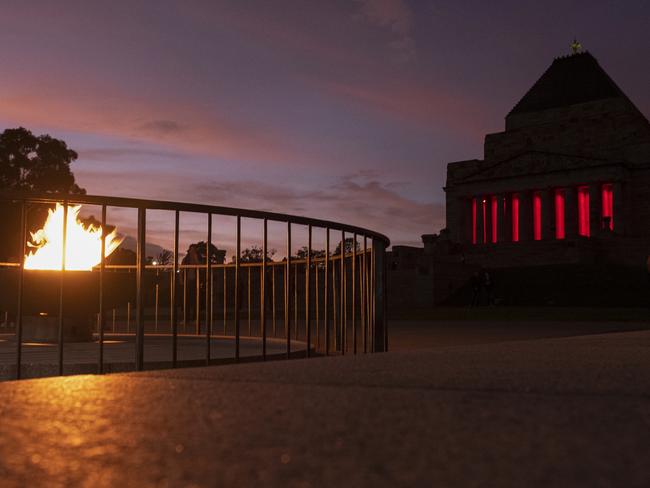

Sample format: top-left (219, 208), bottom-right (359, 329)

top-left (333, 237), bottom-right (360, 256)
top-left (1, 127), bottom-right (84, 194)
top-left (295, 246), bottom-right (326, 260)
top-left (155, 249), bottom-right (174, 265)
top-left (0, 127), bottom-right (85, 260)
top-left (235, 245), bottom-right (276, 263)
top-left (182, 242), bottom-right (226, 265)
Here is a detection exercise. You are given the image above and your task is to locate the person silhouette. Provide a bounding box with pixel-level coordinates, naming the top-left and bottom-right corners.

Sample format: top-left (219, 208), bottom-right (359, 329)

top-left (470, 271), bottom-right (481, 307)
top-left (482, 269), bottom-right (494, 306)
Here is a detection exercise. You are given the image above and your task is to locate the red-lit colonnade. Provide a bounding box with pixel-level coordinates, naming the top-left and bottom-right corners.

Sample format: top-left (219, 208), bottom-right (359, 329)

top-left (470, 183), bottom-right (617, 244)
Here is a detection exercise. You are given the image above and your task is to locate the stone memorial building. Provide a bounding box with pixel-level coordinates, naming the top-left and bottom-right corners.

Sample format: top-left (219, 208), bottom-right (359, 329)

top-left (444, 50), bottom-right (650, 268)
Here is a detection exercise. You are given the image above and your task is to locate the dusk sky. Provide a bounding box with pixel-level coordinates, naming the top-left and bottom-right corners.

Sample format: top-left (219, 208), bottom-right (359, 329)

top-left (2, 0), bottom-right (649, 250)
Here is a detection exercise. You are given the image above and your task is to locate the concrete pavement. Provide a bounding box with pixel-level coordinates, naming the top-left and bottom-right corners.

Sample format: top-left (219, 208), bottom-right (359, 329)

top-left (0, 329), bottom-right (649, 486)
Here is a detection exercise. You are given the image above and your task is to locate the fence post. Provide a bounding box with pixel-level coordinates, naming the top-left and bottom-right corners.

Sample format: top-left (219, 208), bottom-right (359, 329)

top-left (57, 202), bottom-right (69, 376)
top-left (205, 213), bottom-right (212, 364)
top-left (135, 207), bottom-right (146, 370)
top-left (235, 216), bottom-right (241, 360)
top-left (98, 205), bottom-right (106, 373)
top-left (305, 225), bottom-right (312, 357)
top-left (286, 222), bottom-right (291, 359)
top-left (172, 210), bottom-right (179, 367)
top-left (15, 202), bottom-right (26, 380)
top-left (262, 218), bottom-right (267, 359)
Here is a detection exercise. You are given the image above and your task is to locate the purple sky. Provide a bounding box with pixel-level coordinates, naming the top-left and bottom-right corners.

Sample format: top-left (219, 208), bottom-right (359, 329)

top-left (2, 0), bottom-right (649, 250)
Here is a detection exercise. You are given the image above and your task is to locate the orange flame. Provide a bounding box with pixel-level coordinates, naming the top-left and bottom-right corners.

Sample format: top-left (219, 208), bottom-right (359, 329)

top-left (24, 203), bottom-right (122, 271)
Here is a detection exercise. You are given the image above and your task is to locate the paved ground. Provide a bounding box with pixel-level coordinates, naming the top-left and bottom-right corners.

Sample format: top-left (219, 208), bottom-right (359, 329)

top-left (387, 318), bottom-right (649, 350)
top-left (0, 333), bottom-right (305, 380)
top-left (0, 324), bottom-right (649, 487)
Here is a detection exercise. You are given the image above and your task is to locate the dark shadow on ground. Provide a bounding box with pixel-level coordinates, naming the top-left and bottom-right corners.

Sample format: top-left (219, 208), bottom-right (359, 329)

top-left (388, 308), bottom-right (650, 352)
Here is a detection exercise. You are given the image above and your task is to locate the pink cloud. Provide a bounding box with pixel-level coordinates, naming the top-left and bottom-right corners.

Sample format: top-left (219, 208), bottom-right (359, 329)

top-left (0, 82), bottom-right (305, 167)
top-left (74, 167), bottom-right (443, 249)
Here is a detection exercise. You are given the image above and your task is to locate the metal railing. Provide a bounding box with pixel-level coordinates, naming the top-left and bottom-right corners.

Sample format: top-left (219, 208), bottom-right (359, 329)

top-left (0, 193), bottom-right (389, 379)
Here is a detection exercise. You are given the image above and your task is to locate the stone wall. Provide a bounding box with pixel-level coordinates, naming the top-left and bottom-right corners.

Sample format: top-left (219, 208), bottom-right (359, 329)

top-left (490, 98), bottom-right (650, 163)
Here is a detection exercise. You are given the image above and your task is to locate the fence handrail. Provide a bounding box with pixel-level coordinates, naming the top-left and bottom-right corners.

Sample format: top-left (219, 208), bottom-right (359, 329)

top-left (1, 191), bottom-right (388, 380)
top-left (0, 192), bottom-right (390, 247)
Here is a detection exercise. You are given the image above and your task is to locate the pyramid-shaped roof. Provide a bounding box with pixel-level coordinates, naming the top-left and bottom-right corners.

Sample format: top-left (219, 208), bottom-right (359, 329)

top-left (508, 51), bottom-right (627, 116)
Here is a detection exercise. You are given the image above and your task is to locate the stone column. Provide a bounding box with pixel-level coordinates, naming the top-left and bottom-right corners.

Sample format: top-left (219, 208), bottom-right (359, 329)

top-left (497, 195), bottom-right (507, 243)
top-left (519, 191), bottom-right (533, 241)
top-left (541, 189), bottom-right (554, 240)
top-left (503, 194), bottom-right (513, 242)
top-left (565, 186), bottom-right (578, 239)
top-left (613, 181), bottom-right (624, 235)
top-left (485, 196), bottom-right (493, 244)
top-left (475, 196), bottom-right (484, 244)
top-left (589, 184), bottom-right (602, 237)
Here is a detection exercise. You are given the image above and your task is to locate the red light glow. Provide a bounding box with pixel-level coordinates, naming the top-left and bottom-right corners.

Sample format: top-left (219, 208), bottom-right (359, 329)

top-left (482, 199), bottom-right (487, 244)
top-left (602, 183), bottom-right (613, 230)
top-left (512, 193), bottom-right (519, 242)
top-left (555, 189), bottom-right (565, 239)
top-left (491, 196), bottom-right (498, 243)
top-left (578, 186), bottom-right (590, 237)
top-left (533, 192), bottom-right (542, 241)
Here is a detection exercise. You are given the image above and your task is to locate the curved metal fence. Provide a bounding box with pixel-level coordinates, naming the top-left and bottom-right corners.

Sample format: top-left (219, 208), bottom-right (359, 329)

top-left (0, 193), bottom-right (389, 380)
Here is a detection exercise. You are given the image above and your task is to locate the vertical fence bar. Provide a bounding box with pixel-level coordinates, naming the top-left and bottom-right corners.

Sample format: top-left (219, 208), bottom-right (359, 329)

top-left (127, 301), bottom-right (131, 333)
top-left (112, 308), bottom-right (116, 333)
top-left (154, 282), bottom-right (159, 333)
top-left (314, 252), bottom-right (320, 351)
top-left (284, 266), bottom-right (287, 338)
top-left (369, 241), bottom-right (373, 352)
top-left (285, 222), bottom-right (291, 359)
top-left (305, 224), bottom-right (312, 358)
top-left (135, 206), bottom-right (146, 371)
top-left (195, 265), bottom-right (200, 335)
top-left (98, 205), bottom-right (107, 373)
top-left (363, 236), bottom-right (368, 353)
top-left (367, 238), bottom-right (375, 352)
top-left (367, 238), bottom-right (372, 352)
top-left (352, 233), bottom-right (357, 355)
top-left (223, 265), bottom-right (227, 335)
top-left (210, 271), bottom-right (214, 334)
top-left (358, 245), bottom-right (362, 352)
top-left (172, 210), bottom-right (179, 367)
top-left (332, 256), bottom-right (337, 352)
top-left (293, 262), bottom-right (298, 340)
top-left (15, 202), bottom-right (26, 380)
top-left (340, 230), bottom-right (345, 355)
top-left (57, 201), bottom-right (68, 376)
top-left (366, 246), bottom-right (370, 351)
top-left (261, 218), bottom-right (267, 359)
top-left (247, 266), bottom-right (251, 336)
top-left (183, 269), bottom-right (187, 332)
top-left (169, 266), bottom-right (173, 333)
top-left (235, 216), bottom-right (241, 361)
top-left (371, 238), bottom-right (377, 352)
top-left (206, 213), bottom-right (212, 365)
top-left (272, 265), bottom-right (276, 337)
top-left (379, 244), bottom-right (388, 352)
top-left (324, 228), bottom-right (330, 356)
